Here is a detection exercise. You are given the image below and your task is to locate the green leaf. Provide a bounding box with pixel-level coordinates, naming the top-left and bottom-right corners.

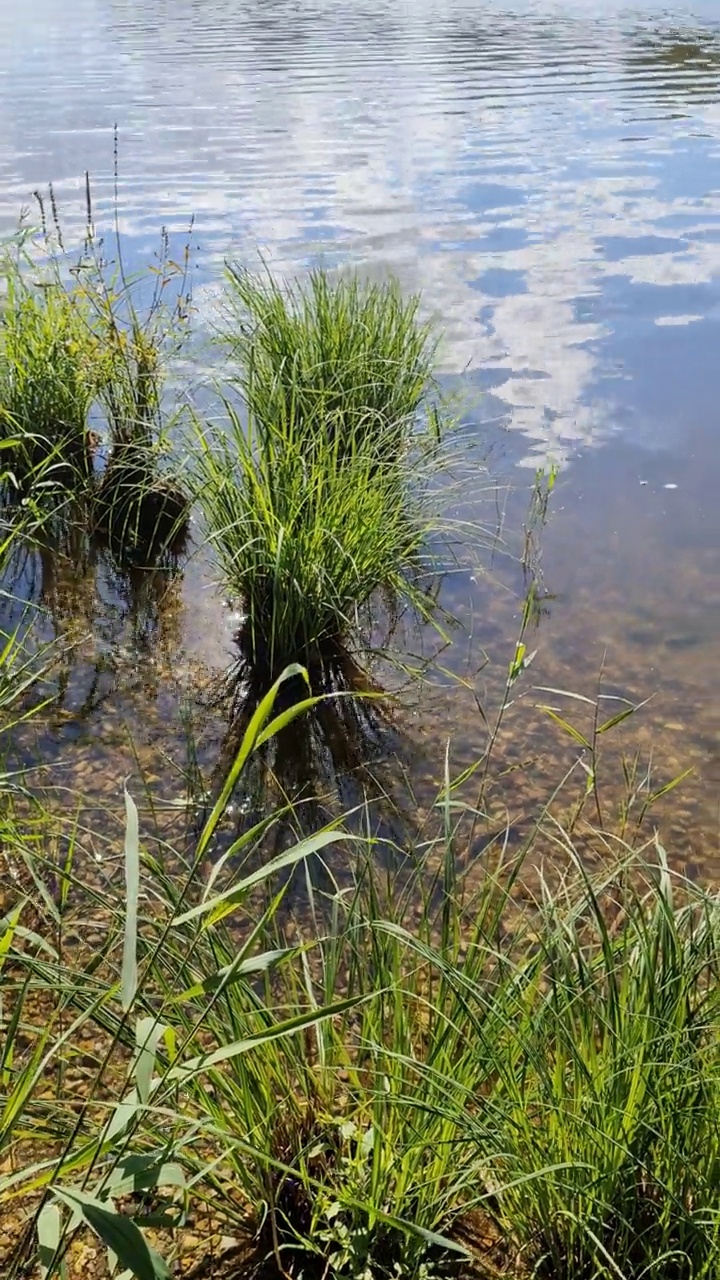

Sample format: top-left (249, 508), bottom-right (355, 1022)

top-left (53, 1187), bottom-right (171, 1280)
top-left (38, 1201), bottom-right (63, 1280)
top-left (166, 995), bottom-right (365, 1085)
top-left (255, 693), bottom-right (327, 745)
top-left (133, 1017), bottom-right (167, 1106)
top-left (173, 947), bottom-right (295, 1002)
top-left (646, 768), bottom-right (693, 804)
top-left (508, 641), bottom-right (526, 682)
top-left (540, 707), bottom-right (591, 749)
top-left (0, 902), bottom-right (22, 963)
top-left (176, 829), bottom-right (356, 927)
top-left (597, 706), bottom-right (636, 734)
top-left (121, 787), bottom-right (140, 1013)
top-left (103, 1089), bottom-right (140, 1148)
top-left (534, 686), bottom-right (596, 705)
top-left (102, 1015), bottom-right (168, 1148)
top-left (195, 664), bottom-right (308, 860)
top-left (106, 1154), bottom-right (185, 1198)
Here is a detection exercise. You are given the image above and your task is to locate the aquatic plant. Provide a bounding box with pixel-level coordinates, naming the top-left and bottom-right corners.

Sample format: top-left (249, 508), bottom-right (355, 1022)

top-left (193, 392), bottom-right (441, 680)
top-left (220, 263), bottom-right (440, 458)
top-left (0, 243), bottom-right (101, 496)
top-left (73, 172), bottom-right (192, 452)
top-left (92, 440), bottom-right (190, 565)
top-left (0, 176), bottom-right (194, 561)
top-left (193, 263), bottom-right (449, 684)
top-left (71, 171), bottom-right (194, 556)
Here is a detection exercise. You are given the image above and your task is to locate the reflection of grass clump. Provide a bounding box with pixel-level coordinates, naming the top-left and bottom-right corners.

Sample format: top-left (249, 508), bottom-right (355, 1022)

top-left (222, 264), bottom-right (439, 456)
top-left (197, 266), bottom-right (444, 677)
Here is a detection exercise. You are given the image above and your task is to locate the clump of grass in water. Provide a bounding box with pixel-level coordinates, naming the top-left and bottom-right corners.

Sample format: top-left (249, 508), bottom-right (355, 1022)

top-left (196, 265), bottom-right (446, 685)
top-left (0, 231), bottom-right (101, 500)
top-left (194, 393), bottom-right (441, 681)
top-left (0, 170), bottom-right (193, 560)
top-left (73, 166), bottom-right (194, 561)
top-left (221, 263), bottom-right (440, 457)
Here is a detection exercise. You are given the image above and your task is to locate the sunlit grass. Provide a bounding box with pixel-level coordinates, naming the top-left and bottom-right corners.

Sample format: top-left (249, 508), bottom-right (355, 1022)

top-left (195, 264), bottom-right (449, 680)
top-left (221, 263), bottom-right (440, 457)
top-left (0, 183), bottom-right (193, 560)
top-left (193, 395), bottom-right (442, 678)
top-left (0, 245), bottom-right (100, 494)
top-left (4, 727), bottom-right (720, 1280)
top-left (0, 214), bottom-right (715, 1280)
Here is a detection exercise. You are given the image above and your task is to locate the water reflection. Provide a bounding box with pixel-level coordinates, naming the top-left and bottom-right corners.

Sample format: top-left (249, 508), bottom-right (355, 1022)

top-left (0, 519), bottom-right (184, 722)
top-left (2, 0), bottom-right (720, 865)
top-left (3, 1), bottom-right (720, 463)
top-left (625, 27), bottom-right (720, 101)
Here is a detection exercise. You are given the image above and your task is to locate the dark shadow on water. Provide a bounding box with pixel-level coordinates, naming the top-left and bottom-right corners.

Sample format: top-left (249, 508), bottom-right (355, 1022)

top-left (0, 508), bottom-right (188, 734)
top-left (192, 627), bottom-right (427, 912)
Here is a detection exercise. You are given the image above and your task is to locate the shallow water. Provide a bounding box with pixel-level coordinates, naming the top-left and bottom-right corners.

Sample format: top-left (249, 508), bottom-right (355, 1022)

top-left (3, 0), bottom-right (720, 869)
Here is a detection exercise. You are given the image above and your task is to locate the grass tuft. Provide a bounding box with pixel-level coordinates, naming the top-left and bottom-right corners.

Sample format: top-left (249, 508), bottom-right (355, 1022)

top-left (221, 263), bottom-right (439, 456)
top-left (464, 851), bottom-right (720, 1280)
top-left (196, 265), bottom-right (446, 680)
top-left (2, 675), bottom-right (720, 1280)
top-left (0, 243), bottom-right (100, 494)
top-left (193, 394), bottom-right (440, 679)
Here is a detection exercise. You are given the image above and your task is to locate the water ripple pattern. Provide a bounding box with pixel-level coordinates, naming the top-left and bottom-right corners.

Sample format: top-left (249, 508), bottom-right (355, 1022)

top-left (2, 0), bottom-right (720, 461)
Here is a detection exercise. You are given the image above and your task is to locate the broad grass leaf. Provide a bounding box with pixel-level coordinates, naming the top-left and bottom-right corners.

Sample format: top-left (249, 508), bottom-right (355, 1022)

top-left (176, 829), bottom-right (356, 927)
top-left (134, 1016), bottom-right (167, 1105)
top-left (195, 664), bottom-right (308, 859)
top-left (103, 1089), bottom-right (141, 1146)
top-left (38, 1202), bottom-right (63, 1280)
top-left (107, 1153), bottom-right (185, 1197)
top-left (53, 1187), bottom-right (171, 1280)
top-left (540, 707), bottom-right (591, 749)
top-left (0, 902), bottom-right (22, 961)
top-left (166, 995), bottom-right (365, 1085)
top-left (598, 706), bottom-right (636, 734)
top-left (173, 947), bottom-right (295, 1001)
top-left (121, 787), bottom-right (140, 1012)
top-left (52, 1182), bottom-right (170, 1280)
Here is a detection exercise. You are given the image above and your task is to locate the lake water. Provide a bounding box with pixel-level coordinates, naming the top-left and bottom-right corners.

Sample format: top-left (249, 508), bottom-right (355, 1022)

top-left (3, 0), bottom-right (720, 870)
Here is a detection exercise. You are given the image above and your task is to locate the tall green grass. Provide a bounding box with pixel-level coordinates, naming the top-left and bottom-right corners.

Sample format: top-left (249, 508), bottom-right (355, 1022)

top-left (1, 248), bottom-right (717, 1280)
top-left (73, 181), bottom-right (192, 451)
top-left (193, 395), bottom-right (441, 678)
top-left (221, 264), bottom-right (439, 456)
top-left (464, 852), bottom-right (720, 1280)
top-left (4, 689), bottom-right (720, 1280)
top-left (0, 245), bottom-right (101, 492)
top-left (195, 265), bottom-right (449, 680)
top-left (0, 184), bottom-right (193, 561)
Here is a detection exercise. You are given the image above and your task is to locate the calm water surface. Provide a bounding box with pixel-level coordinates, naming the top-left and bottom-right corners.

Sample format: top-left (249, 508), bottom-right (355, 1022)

top-left (2, 0), bottom-right (720, 866)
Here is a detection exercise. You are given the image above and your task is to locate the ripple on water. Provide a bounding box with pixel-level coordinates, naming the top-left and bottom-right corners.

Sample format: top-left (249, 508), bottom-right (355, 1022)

top-left (2, 0), bottom-right (720, 866)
